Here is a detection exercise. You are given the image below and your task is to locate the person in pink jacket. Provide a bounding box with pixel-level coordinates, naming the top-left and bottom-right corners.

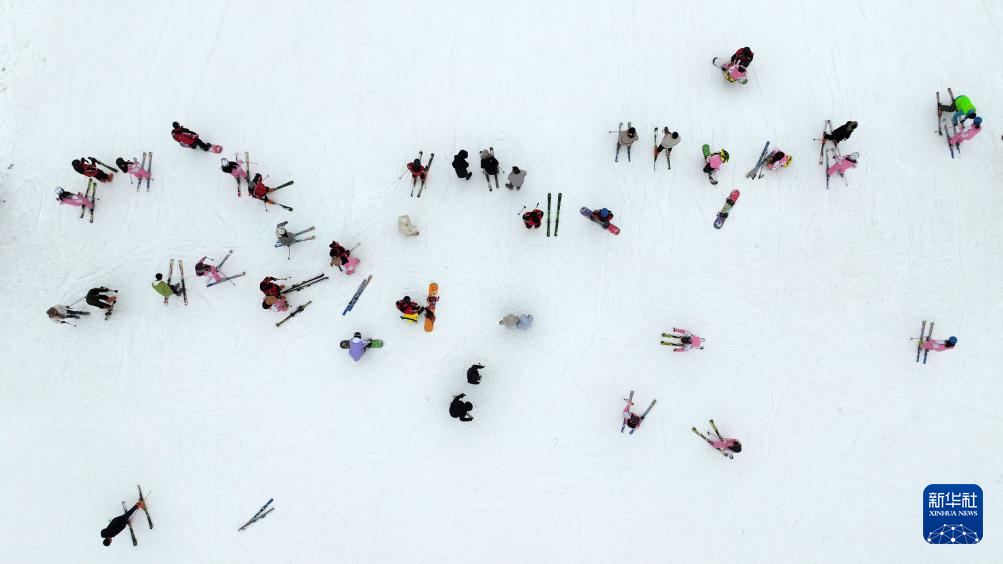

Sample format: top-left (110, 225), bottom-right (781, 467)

top-left (920, 335), bottom-right (957, 352)
top-left (195, 255), bottom-right (228, 284)
top-left (722, 62), bottom-right (748, 84)
top-left (827, 152), bottom-right (858, 177)
top-left (220, 157), bottom-right (248, 180)
top-left (765, 149), bottom-right (792, 170)
top-left (949, 117), bottom-right (982, 147)
top-left (56, 187), bottom-right (93, 209)
top-left (662, 327), bottom-right (704, 352)
top-left (711, 436), bottom-right (742, 452)
top-left (115, 157), bottom-right (151, 183)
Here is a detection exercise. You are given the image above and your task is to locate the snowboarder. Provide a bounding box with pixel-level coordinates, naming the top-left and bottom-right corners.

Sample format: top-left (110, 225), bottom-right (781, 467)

top-left (499, 313), bottom-right (533, 330)
top-left (85, 287), bottom-right (117, 318)
top-left (920, 335), bottom-right (958, 353)
top-left (71, 157), bottom-right (113, 183)
top-left (452, 150), bottom-right (473, 180)
top-left (397, 214), bottom-right (420, 237)
top-left (467, 363), bottom-right (484, 385)
top-left (827, 152), bottom-right (859, 178)
top-left (704, 148), bottom-right (729, 183)
top-left (343, 332), bottom-right (375, 361)
top-left (764, 149), bottom-right (792, 170)
top-left (824, 121), bottom-right (858, 144)
top-left (661, 327), bottom-right (704, 351)
top-left (115, 157), bottom-right (151, 183)
top-left (949, 117), bottom-right (983, 147)
top-left (152, 273), bottom-right (182, 300)
top-left (406, 155), bottom-right (431, 190)
top-left (449, 393), bottom-right (474, 422)
top-left (939, 94), bottom-right (977, 126)
top-left (263, 294), bottom-right (290, 312)
top-left (480, 148), bottom-right (500, 189)
top-left (195, 253), bottom-right (230, 285)
top-left (55, 187), bottom-right (93, 209)
top-left (590, 208), bottom-right (614, 229)
top-left (655, 128), bottom-right (681, 162)
top-left (730, 46), bottom-right (754, 67)
top-left (101, 500), bottom-right (146, 546)
top-left (522, 207), bottom-right (544, 229)
top-left (259, 276), bottom-right (285, 297)
top-left (46, 305), bottom-right (90, 325)
top-left (171, 121), bottom-right (214, 151)
top-left (396, 295), bottom-right (431, 323)
top-left (220, 157), bottom-right (247, 181)
top-left (616, 123), bottom-right (639, 162)
top-left (505, 166), bottom-right (527, 190)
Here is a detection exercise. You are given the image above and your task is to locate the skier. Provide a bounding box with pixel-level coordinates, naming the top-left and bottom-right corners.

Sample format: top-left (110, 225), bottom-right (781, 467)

top-left (616, 123), bottom-right (639, 161)
top-left (939, 94), bottom-right (977, 126)
top-left (522, 207), bottom-right (544, 229)
top-left (344, 332), bottom-right (373, 362)
top-left (590, 208), bottom-right (615, 229)
top-left (328, 241), bottom-right (359, 274)
top-left (730, 46), bottom-right (754, 67)
top-left (764, 149), bottom-right (792, 170)
top-left (949, 117), bottom-right (983, 147)
top-left (46, 305), bottom-right (90, 325)
top-left (115, 157), bottom-right (151, 183)
top-left (655, 128), bottom-right (681, 162)
top-left (85, 287), bottom-right (117, 318)
top-left (152, 273), bottom-right (182, 300)
top-left (467, 363), bottom-right (484, 385)
top-left (499, 313), bottom-right (534, 330)
top-left (195, 254), bottom-right (230, 285)
top-left (505, 166), bottom-right (527, 190)
top-left (263, 294), bottom-right (290, 312)
top-left (171, 121), bottom-right (213, 151)
top-left (397, 214), bottom-right (420, 237)
top-left (250, 173), bottom-right (281, 205)
top-left (704, 149), bottom-right (729, 183)
top-left (827, 152), bottom-right (859, 178)
top-left (452, 150), bottom-right (473, 180)
top-left (920, 335), bottom-right (958, 353)
top-left (824, 121), bottom-right (858, 144)
top-left (259, 276), bottom-right (285, 297)
top-left (55, 187), bottom-right (93, 210)
top-left (406, 155), bottom-right (429, 189)
top-left (622, 400), bottom-right (649, 433)
top-left (396, 295), bottom-right (431, 323)
top-left (101, 500), bottom-right (146, 546)
top-left (71, 158), bottom-right (113, 183)
top-left (449, 393), bottom-right (474, 422)
top-left (220, 157), bottom-right (247, 181)
top-left (694, 420), bottom-right (743, 456)
top-left (718, 61), bottom-right (748, 84)
top-left (480, 148), bottom-right (500, 189)
top-left (662, 327), bottom-right (704, 351)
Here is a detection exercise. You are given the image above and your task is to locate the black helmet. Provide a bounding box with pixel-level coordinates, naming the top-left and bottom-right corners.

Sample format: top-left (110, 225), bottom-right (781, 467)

top-left (730, 440), bottom-right (742, 453)
top-left (353, 331), bottom-right (362, 338)
top-left (172, 121), bottom-right (180, 129)
top-left (627, 126), bottom-right (636, 135)
top-left (458, 150), bottom-right (468, 158)
top-left (412, 158), bottom-right (421, 168)
top-left (115, 157), bottom-right (129, 172)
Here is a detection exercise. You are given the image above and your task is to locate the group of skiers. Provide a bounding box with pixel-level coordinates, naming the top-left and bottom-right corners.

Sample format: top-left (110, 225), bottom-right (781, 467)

top-left (447, 148), bottom-right (527, 192)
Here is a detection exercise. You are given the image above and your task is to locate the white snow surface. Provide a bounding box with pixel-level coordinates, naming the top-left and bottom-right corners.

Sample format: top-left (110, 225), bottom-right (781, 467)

top-left (1, 1), bottom-right (1001, 562)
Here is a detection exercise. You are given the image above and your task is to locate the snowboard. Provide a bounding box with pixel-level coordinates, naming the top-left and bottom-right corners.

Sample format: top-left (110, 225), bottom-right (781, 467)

top-left (340, 338), bottom-right (384, 349)
top-left (580, 207), bottom-right (620, 235)
top-left (424, 282), bottom-right (439, 332)
top-left (713, 190), bottom-right (740, 229)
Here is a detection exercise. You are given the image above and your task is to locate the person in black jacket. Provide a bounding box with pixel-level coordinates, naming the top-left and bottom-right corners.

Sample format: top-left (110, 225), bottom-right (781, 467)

top-left (824, 120), bottom-right (858, 144)
top-left (466, 364), bottom-right (484, 385)
top-left (450, 393), bottom-right (474, 421)
top-left (101, 500), bottom-right (144, 546)
top-left (479, 148), bottom-right (500, 190)
top-left (452, 150), bottom-right (473, 180)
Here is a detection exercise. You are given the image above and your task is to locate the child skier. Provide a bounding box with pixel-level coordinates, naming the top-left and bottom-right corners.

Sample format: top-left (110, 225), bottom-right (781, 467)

top-left (704, 148), bottom-right (729, 183)
top-left (152, 273), bottom-right (182, 300)
top-left (730, 46), bottom-right (754, 67)
top-left (406, 154), bottom-right (432, 191)
top-left (661, 327), bottom-right (704, 351)
top-left (259, 276), bottom-right (285, 297)
top-left (655, 128), bottom-right (681, 163)
top-left (764, 149), bottom-right (792, 170)
top-left (220, 158), bottom-right (247, 181)
top-left (920, 335), bottom-right (958, 353)
top-left (396, 295), bottom-right (431, 323)
top-left (621, 392), bottom-right (656, 435)
top-left (948, 117), bottom-right (982, 147)
top-left (85, 287), bottom-right (117, 318)
top-left (56, 187), bottom-right (93, 209)
top-left (616, 123), bottom-right (639, 162)
top-left (250, 173), bottom-right (280, 204)
top-left (467, 363), bottom-right (485, 385)
top-left (101, 500), bottom-right (146, 546)
top-left (115, 157), bottom-right (151, 183)
top-left (171, 121), bottom-right (215, 151)
top-left (480, 148), bottom-right (500, 189)
top-left (452, 150), bottom-right (473, 180)
top-left (693, 419), bottom-right (742, 458)
top-left (46, 305), bottom-right (90, 325)
top-left (939, 94), bottom-right (977, 126)
top-left (71, 158), bottom-right (113, 183)
top-left (827, 152), bottom-right (859, 178)
top-left (195, 253), bottom-right (231, 285)
top-left (328, 241), bottom-right (359, 274)
top-left (718, 62), bottom-right (748, 84)
top-left (505, 166), bottom-right (527, 190)
top-left (522, 207), bottom-right (544, 229)
top-left (263, 295), bottom-right (289, 312)
top-left (449, 393), bottom-right (474, 422)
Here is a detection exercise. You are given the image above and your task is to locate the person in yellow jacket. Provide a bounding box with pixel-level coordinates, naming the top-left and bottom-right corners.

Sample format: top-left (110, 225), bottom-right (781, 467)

top-left (152, 273), bottom-right (181, 299)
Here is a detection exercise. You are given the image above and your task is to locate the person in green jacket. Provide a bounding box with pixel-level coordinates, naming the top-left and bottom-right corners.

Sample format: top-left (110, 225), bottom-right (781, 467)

top-left (152, 273), bottom-right (181, 299)
top-left (939, 94), bottom-right (977, 126)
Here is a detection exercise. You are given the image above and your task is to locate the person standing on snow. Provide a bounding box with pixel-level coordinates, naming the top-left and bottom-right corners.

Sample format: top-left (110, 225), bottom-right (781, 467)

top-left (263, 294), bottom-right (289, 312)
top-left (616, 123), bottom-right (640, 161)
top-left (250, 173), bottom-right (280, 205)
top-left (100, 500), bottom-right (146, 546)
top-left (171, 121), bottom-right (213, 151)
top-left (195, 254), bottom-right (229, 285)
top-left (824, 121), bottom-right (858, 145)
top-left (450, 393), bottom-right (474, 422)
top-left (505, 166), bottom-right (527, 190)
top-left (85, 287), bottom-right (117, 318)
top-left (406, 156), bottom-right (428, 189)
top-left (480, 148), bottom-right (500, 189)
top-left (345, 332), bottom-right (374, 362)
top-left (46, 305), bottom-right (90, 325)
top-left (152, 273), bottom-right (182, 300)
top-left (655, 128), bottom-right (681, 162)
top-left (939, 94), bottom-right (977, 126)
top-left (467, 364), bottom-right (485, 385)
top-left (662, 327), bottom-right (704, 352)
top-left (220, 157), bottom-right (247, 181)
top-left (115, 157), bottom-right (151, 183)
top-left (827, 152), bottom-right (859, 178)
top-left (921, 335), bottom-right (958, 353)
top-left (452, 150), bottom-right (473, 180)
top-left (522, 207), bottom-right (544, 229)
top-left (591, 208), bottom-right (615, 229)
top-left (71, 157), bottom-right (113, 183)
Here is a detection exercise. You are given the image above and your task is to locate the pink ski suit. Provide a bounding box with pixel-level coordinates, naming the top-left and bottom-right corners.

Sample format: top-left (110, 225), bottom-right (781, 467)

top-left (127, 160), bottom-right (151, 181)
top-left (722, 63), bottom-right (747, 83)
top-left (670, 328), bottom-right (704, 352)
top-left (920, 339), bottom-right (955, 352)
top-left (766, 151), bottom-right (791, 170)
top-left (706, 154), bottom-right (724, 171)
top-left (949, 125), bottom-right (981, 146)
top-left (57, 190), bottom-right (93, 209)
top-left (711, 437), bottom-right (739, 450)
top-left (226, 160), bottom-right (248, 179)
top-left (827, 155), bottom-right (857, 177)
top-left (196, 258), bottom-right (223, 283)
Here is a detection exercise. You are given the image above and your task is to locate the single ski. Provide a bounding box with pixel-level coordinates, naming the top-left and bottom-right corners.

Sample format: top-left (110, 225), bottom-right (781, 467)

top-left (122, 501), bottom-right (138, 546)
top-left (546, 192), bottom-right (551, 237)
top-left (417, 153), bottom-right (434, 197)
top-left (342, 274), bottom-right (373, 315)
top-left (922, 321), bottom-right (935, 364)
top-left (614, 122), bottom-right (622, 162)
top-left (179, 260), bottom-right (188, 305)
top-left (424, 282), bottom-right (439, 332)
top-left (207, 272), bottom-right (246, 287)
top-left (137, 485), bottom-right (153, 529)
top-left (238, 498), bottom-right (274, 531)
top-left (271, 180), bottom-right (294, 192)
top-left (948, 88), bottom-right (960, 156)
top-left (276, 300), bottom-right (312, 327)
top-left (136, 152), bottom-right (146, 192)
top-left (818, 120), bottom-right (827, 165)
top-left (713, 189), bottom-right (740, 229)
top-left (653, 127), bottom-right (658, 171)
top-left (163, 259), bottom-right (174, 305)
top-left (746, 142), bottom-right (769, 178)
top-left (554, 192), bottom-right (562, 236)
top-left (916, 320), bottom-right (926, 362)
top-left (87, 178), bottom-right (97, 223)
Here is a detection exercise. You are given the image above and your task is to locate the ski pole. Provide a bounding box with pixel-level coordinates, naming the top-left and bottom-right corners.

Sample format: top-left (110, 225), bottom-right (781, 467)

top-left (68, 296), bottom-right (85, 307)
top-left (61, 320), bottom-right (78, 327)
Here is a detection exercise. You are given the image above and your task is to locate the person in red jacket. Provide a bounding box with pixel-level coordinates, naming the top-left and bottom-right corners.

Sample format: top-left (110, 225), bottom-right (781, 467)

top-left (522, 208), bottom-right (544, 229)
top-left (71, 157), bottom-right (113, 182)
top-left (396, 295), bottom-right (431, 322)
top-left (171, 121), bottom-right (213, 151)
top-left (259, 276), bottom-right (285, 297)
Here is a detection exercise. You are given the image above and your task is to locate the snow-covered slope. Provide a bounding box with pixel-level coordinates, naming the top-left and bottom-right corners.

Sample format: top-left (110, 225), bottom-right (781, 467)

top-left (1, 1), bottom-right (1001, 562)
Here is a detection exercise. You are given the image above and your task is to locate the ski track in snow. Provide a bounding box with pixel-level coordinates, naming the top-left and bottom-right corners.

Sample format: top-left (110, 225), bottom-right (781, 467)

top-left (1, 1), bottom-right (1002, 562)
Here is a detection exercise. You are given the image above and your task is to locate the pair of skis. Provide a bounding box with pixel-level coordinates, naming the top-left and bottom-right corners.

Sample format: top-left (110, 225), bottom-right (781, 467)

top-left (653, 127), bottom-right (671, 170)
top-left (916, 320), bottom-right (935, 364)
top-left (342, 274), bottom-right (373, 316)
top-left (284, 273), bottom-right (328, 294)
top-left (409, 150), bottom-right (434, 197)
top-left (79, 178), bottom-right (97, 223)
top-left (692, 420), bottom-right (734, 459)
top-left (133, 152), bottom-right (153, 192)
top-left (122, 485), bottom-right (154, 546)
top-left (546, 192), bottom-right (562, 236)
top-left (234, 151), bottom-right (250, 197)
top-left (238, 498), bottom-right (274, 531)
top-left (620, 390), bottom-right (656, 434)
top-left (276, 301), bottom-right (311, 327)
top-left (163, 259), bottom-right (188, 305)
top-left (745, 142), bottom-right (770, 179)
